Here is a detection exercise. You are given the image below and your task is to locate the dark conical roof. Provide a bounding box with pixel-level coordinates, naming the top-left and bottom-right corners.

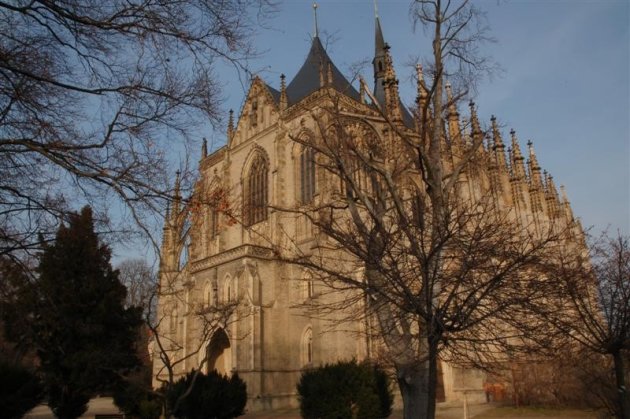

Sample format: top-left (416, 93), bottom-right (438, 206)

top-left (375, 17), bottom-right (386, 59)
top-left (286, 36), bottom-right (360, 105)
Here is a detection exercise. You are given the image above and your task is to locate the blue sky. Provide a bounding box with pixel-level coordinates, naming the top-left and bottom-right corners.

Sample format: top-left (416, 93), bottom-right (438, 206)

top-left (208, 0), bottom-right (629, 235)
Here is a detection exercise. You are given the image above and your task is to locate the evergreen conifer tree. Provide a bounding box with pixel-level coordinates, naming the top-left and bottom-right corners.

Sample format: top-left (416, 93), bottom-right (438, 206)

top-left (16, 206), bottom-right (142, 418)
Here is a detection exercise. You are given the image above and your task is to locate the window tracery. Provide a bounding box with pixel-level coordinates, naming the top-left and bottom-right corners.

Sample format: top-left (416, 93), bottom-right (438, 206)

top-left (244, 155), bottom-right (268, 226)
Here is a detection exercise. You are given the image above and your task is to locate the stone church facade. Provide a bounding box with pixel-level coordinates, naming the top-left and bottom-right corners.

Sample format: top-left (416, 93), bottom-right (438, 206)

top-left (153, 13), bottom-right (581, 412)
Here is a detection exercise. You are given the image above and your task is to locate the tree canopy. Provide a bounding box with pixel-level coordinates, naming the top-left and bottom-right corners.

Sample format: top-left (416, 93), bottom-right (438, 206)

top-left (2, 206), bottom-right (142, 418)
top-left (0, 0), bottom-right (275, 264)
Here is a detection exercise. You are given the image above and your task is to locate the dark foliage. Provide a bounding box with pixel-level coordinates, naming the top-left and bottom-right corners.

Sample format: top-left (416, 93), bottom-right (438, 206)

top-left (2, 206), bottom-right (143, 418)
top-left (297, 360), bottom-right (393, 419)
top-left (113, 378), bottom-right (161, 419)
top-left (166, 370), bottom-right (247, 419)
top-left (0, 358), bottom-right (44, 419)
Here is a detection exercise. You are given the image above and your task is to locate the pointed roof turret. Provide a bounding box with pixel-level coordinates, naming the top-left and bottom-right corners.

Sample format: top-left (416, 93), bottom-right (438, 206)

top-left (510, 129), bottom-right (526, 180)
top-left (416, 64), bottom-right (428, 107)
top-left (527, 140), bottom-right (543, 189)
top-left (285, 35), bottom-right (360, 105)
top-left (201, 137), bottom-right (207, 158)
top-left (545, 171), bottom-right (561, 218)
top-left (445, 82), bottom-right (461, 145)
top-left (227, 109), bottom-right (234, 140)
top-left (279, 73), bottom-right (288, 111)
top-left (491, 116), bottom-right (508, 170)
top-left (173, 169), bottom-right (181, 216)
top-left (371, 15), bottom-right (414, 127)
top-left (469, 100), bottom-right (482, 137)
top-left (373, 12), bottom-right (386, 83)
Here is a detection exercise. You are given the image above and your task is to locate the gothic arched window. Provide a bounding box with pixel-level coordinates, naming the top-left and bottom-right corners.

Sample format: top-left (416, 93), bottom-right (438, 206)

top-left (302, 327), bottom-right (313, 366)
top-left (244, 155), bottom-right (268, 226)
top-left (300, 147), bottom-right (316, 204)
top-left (203, 282), bottom-right (212, 307)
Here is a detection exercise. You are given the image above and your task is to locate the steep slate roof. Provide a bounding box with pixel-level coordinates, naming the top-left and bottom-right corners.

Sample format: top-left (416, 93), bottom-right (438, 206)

top-left (286, 36), bottom-right (361, 105)
top-left (266, 84), bottom-right (281, 104)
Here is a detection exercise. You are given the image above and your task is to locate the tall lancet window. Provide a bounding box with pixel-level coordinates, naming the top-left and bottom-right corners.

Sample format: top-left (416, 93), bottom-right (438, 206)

top-left (300, 147), bottom-right (316, 204)
top-left (245, 155), bottom-right (268, 226)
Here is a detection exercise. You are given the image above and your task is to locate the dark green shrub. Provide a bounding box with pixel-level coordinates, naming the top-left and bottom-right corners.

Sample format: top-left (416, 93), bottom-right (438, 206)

top-left (113, 379), bottom-right (161, 419)
top-left (166, 370), bottom-right (247, 419)
top-left (0, 359), bottom-right (44, 419)
top-left (297, 359), bottom-right (393, 419)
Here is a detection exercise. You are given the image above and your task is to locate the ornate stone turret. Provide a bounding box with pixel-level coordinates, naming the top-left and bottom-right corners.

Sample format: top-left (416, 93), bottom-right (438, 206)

top-left (173, 169), bottom-right (181, 217)
top-left (491, 116), bottom-right (508, 171)
top-left (468, 100), bottom-right (484, 155)
top-left (372, 13), bottom-right (404, 124)
top-left (279, 74), bottom-right (288, 111)
top-left (227, 109), bottom-right (235, 141)
top-left (382, 45), bottom-right (403, 123)
top-left (545, 171), bottom-right (561, 219)
top-left (416, 64), bottom-right (429, 110)
top-left (527, 141), bottom-right (546, 214)
top-left (527, 141), bottom-right (543, 187)
top-left (445, 82), bottom-right (461, 146)
top-left (509, 130), bottom-right (531, 215)
top-left (510, 129), bottom-right (526, 180)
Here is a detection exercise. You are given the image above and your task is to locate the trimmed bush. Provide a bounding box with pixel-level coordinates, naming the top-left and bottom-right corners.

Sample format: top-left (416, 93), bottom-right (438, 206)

top-left (297, 359), bottom-right (393, 419)
top-left (166, 370), bottom-right (247, 419)
top-left (113, 379), bottom-right (161, 419)
top-left (0, 359), bottom-right (44, 419)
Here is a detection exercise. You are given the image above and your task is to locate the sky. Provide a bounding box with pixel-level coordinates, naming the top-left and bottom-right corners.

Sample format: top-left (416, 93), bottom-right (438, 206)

top-left (209, 0), bottom-right (630, 236)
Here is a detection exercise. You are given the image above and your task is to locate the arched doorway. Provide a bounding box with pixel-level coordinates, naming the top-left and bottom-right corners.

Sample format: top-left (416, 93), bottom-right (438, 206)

top-left (206, 328), bottom-right (232, 375)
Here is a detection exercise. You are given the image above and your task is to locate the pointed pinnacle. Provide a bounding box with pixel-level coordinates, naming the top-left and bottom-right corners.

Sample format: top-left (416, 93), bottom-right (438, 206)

top-left (469, 100), bottom-right (481, 135)
top-left (491, 115), bottom-right (504, 150)
top-left (510, 129), bottom-right (523, 161)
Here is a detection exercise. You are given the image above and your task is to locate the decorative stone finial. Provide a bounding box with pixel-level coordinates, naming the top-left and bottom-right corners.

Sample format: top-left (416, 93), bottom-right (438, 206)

top-left (228, 109), bottom-right (234, 139)
top-left (202, 137), bottom-right (207, 158)
top-left (313, 3), bottom-right (319, 38)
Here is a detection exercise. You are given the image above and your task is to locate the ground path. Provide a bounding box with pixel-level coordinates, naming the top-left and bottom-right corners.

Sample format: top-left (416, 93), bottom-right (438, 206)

top-left (26, 397), bottom-right (599, 418)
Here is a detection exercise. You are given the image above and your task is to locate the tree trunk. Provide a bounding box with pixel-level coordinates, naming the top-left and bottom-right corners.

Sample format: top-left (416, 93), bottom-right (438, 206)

top-left (613, 350), bottom-right (630, 419)
top-left (397, 340), bottom-right (439, 419)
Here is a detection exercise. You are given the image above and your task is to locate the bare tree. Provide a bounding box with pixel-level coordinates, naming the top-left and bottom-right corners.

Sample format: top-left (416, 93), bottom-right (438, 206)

top-left (545, 233), bottom-right (630, 419)
top-left (264, 1), bottom-right (580, 418)
top-left (0, 0), bottom-right (276, 265)
top-left (117, 258), bottom-right (158, 322)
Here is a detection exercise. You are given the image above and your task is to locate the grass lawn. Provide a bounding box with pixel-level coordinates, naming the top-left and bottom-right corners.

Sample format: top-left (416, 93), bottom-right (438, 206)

top-left (474, 406), bottom-right (601, 418)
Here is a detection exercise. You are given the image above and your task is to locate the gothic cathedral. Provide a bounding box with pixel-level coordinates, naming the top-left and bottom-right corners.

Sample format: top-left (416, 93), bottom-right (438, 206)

top-left (153, 12), bottom-right (581, 412)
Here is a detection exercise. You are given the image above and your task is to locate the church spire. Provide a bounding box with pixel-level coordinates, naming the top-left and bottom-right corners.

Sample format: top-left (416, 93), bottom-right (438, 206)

top-left (373, 11), bottom-right (387, 83)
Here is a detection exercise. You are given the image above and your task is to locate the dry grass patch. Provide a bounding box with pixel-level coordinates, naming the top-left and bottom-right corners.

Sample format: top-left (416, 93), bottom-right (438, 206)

top-left (474, 406), bottom-right (601, 418)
